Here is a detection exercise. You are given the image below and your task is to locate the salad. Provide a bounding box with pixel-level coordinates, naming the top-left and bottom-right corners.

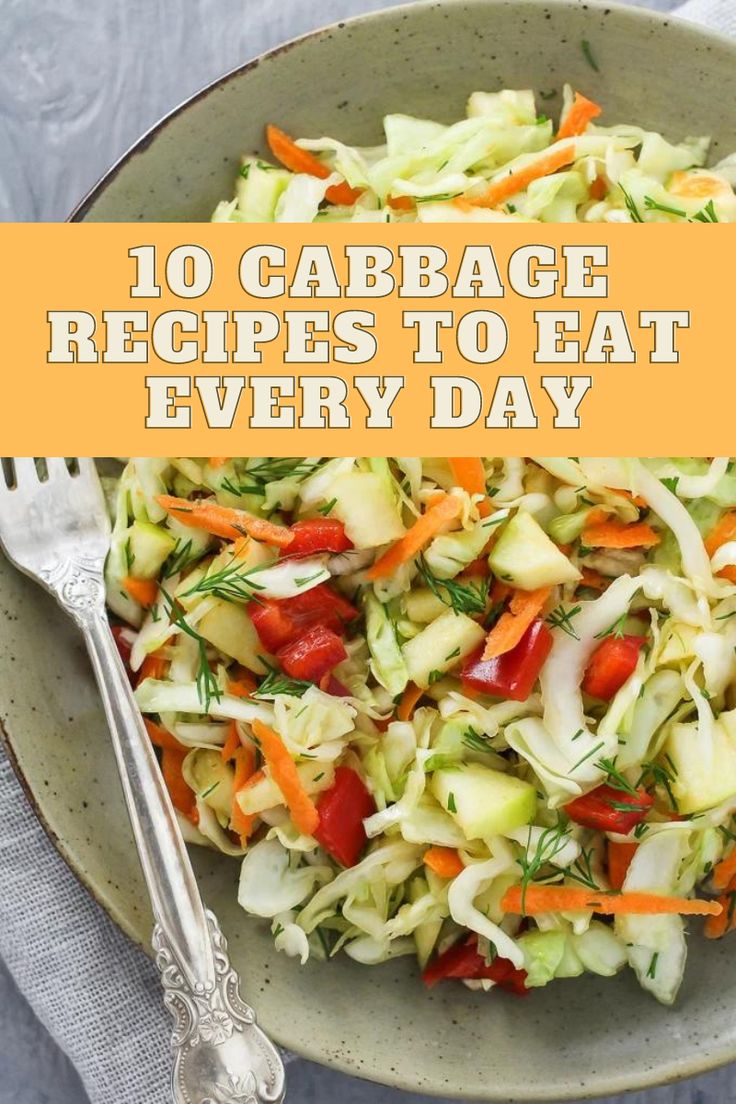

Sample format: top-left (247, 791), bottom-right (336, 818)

top-left (107, 456), bottom-right (736, 1004)
top-left (212, 85), bottom-right (736, 224)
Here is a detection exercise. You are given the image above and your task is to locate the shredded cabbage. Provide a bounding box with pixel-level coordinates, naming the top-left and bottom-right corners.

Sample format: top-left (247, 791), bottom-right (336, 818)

top-left (109, 451), bottom-right (736, 1003)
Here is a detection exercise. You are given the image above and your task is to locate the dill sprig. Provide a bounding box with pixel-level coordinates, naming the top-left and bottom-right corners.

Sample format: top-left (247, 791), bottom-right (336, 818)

top-left (637, 758), bottom-right (679, 812)
top-left (581, 39), bottom-right (599, 71)
top-left (159, 588), bottom-right (221, 712)
top-left (255, 664), bottom-right (311, 699)
top-left (594, 611), bottom-right (628, 640)
top-left (546, 604), bottom-right (582, 639)
top-left (516, 820), bottom-right (571, 913)
top-left (565, 845), bottom-right (601, 892)
top-left (183, 557), bottom-right (272, 603)
top-left (620, 185), bottom-right (644, 223)
top-left (417, 556), bottom-right (490, 616)
top-left (596, 756), bottom-right (639, 797)
top-left (692, 199), bottom-right (719, 223)
top-left (462, 726), bottom-right (492, 753)
top-left (162, 538), bottom-right (197, 580)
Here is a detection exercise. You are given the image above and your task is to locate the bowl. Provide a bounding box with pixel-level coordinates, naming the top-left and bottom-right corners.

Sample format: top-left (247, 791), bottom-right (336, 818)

top-left (7, 1), bottom-right (736, 1098)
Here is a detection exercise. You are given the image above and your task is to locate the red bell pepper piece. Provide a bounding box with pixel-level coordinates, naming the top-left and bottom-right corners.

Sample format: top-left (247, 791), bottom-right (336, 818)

top-left (111, 624), bottom-right (135, 684)
top-left (283, 518), bottom-right (353, 558)
top-left (461, 619), bottom-right (553, 702)
top-left (422, 935), bottom-right (528, 995)
top-left (582, 635), bottom-right (645, 701)
top-left (284, 582), bottom-right (358, 626)
top-left (319, 672), bottom-right (352, 697)
top-left (249, 599), bottom-right (299, 652)
top-left (249, 583), bottom-right (358, 652)
top-left (314, 766), bottom-right (376, 867)
top-left (564, 783), bottom-right (654, 834)
top-left (277, 624), bottom-right (348, 683)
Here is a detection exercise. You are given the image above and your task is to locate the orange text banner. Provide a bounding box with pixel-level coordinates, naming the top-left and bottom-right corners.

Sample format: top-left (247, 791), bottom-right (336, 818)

top-left (0, 222), bottom-right (731, 455)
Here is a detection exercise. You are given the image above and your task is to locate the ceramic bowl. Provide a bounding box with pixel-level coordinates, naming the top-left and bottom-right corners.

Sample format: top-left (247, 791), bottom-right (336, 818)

top-left (5, 1), bottom-right (736, 1098)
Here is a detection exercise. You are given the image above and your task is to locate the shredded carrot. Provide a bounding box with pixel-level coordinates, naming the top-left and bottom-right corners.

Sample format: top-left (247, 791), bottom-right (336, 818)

top-left (556, 91), bottom-right (602, 140)
top-left (607, 840), bottom-right (638, 891)
top-left (387, 195), bottom-right (415, 211)
top-left (221, 721), bottom-right (241, 763)
top-left (230, 743), bottom-right (258, 841)
top-left (266, 124), bottom-right (362, 206)
top-left (705, 511), bottom-right (736, 584)
top-left (490, 579), bottom-right (512, 605)
top-left (161, 747), bottom-right (196, 818)
top-left (705, 894), bottom-right (736, 939)
top-left (712, 849), bottom-right (736, 892)
top-left (582, 508), bottom-right (660, 549)
top-left (144, 717), bottom-right (186, 753)
top-left (424, 846), bottom-right (465, 879)
top-left (459, 554), bottom-right (491, 580)
top-left (122, 576), bottom-right (159, 608)
top-left (208, 458), bottom-right (230, 468)
top-left (501, 884), bottom-right (722, 917)
top-left (367, 494), bottom-right (463, 580)
top-left (397, 682), bottom-right (423, 722)
top-left (227, 669), bottom-right (258, 698)
top-left (589, 174), bottom-right (608, 200)
top-left (463, 143), bottom-right (576, 209)
top-left (481, 586), bottom-right (551, 661)
top-left (137, 650), bottom-right (168, 685)
top-left (251, 719), bottom-right (319, 836)
top-left (578, 566), bottom-right (608, 592)
top-left (448, 458), bottom-right (490, 517)
top-left (611, 488), bottom-right (647, 508)
top-left (156, 494), bottom-right (293, 548)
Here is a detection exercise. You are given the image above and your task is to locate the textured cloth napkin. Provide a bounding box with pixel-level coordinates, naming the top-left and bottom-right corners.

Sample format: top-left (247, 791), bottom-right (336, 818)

top-left (0, 1), bottom-right (733, 1102)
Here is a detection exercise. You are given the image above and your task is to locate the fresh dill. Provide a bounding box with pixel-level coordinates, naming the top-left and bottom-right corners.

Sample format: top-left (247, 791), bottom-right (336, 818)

top-left (646, 951), bottom-right (659, 979)
top-left (546, 604), bottom-right (582, 639)
top-left (318, 497), bottom-right (337, 516)
top-left (596, 756), bottom-right (639, 797)
top-left (162, 538), bottom-right (196, 579)
top-left (594, 611), bottom-right (628, 640)
top-left (183, 557), bottom-right (272, 603)
top-left (516, 820), bottom-right (570, 913)
top-left (660, 476), bottom-right (680, 494)
top-left (644, 197), bottom-right (686, 219)
top-left (565, 846), bottom-right (600, 892)
top-left (620, 185), bottom-right (644, 223)
top-left (123, 537), bottom-right (134, 573)
top-left (160, 588), bottom-right (221, 712)
top-left (255, 665), bottom-right (311, 699)
top-left (447, 792), bottom-right (457, 814)
top-left (463, 726), bottom-right (492, 753)
top-left (581, 39), bottom-right (600, 71)
top-left (692, 199), bottom-right (719, 223)
top-left (570, 740), bottom-right (605, 773)
top-left (637, 758), bottom-right (679, 812)
top-left (417, 556), bottom-right (490, 617)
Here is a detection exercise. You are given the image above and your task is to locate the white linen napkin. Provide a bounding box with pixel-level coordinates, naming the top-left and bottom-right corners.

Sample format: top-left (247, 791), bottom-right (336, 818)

top-left (0, 2), bottom-right (734, 1103)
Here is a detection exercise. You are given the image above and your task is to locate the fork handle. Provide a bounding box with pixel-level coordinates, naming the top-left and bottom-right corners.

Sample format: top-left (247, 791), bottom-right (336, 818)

top-left (83, 610), bottom-right (216, 987)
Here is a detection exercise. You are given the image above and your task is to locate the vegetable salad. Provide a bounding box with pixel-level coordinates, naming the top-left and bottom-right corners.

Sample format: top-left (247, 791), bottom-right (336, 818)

top-left (212, 86), bottom-right (736, 224)
top-left (107, 457), bottom-right (736, 1004)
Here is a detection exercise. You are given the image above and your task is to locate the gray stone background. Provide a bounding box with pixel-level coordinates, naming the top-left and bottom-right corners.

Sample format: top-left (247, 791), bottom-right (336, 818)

top-left (1, 0), bottom-right (732, 1102)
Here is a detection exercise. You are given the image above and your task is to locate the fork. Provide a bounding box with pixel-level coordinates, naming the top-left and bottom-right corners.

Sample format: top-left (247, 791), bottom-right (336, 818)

top-left (0, 458), bottom-right (286, 1104)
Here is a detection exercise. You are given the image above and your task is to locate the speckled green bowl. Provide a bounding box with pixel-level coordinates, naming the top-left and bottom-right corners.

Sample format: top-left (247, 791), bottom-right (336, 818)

top-left (5, 1), bottom-right (736, 1098)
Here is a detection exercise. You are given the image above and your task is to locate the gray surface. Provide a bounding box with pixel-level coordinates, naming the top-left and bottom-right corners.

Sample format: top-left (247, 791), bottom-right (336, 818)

top-left (0, 0), bottom-right (731, 1103)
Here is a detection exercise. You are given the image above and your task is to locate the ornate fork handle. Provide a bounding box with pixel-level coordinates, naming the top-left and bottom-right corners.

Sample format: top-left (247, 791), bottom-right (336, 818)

top-left (42, 557), bottom-right (284, 1104)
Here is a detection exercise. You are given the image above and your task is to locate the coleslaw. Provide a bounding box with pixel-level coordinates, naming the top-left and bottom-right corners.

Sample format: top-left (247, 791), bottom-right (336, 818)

top-left (212, 85), bottom-right (736, 224)
top-left (106, 456), bottom-right (736, 1003)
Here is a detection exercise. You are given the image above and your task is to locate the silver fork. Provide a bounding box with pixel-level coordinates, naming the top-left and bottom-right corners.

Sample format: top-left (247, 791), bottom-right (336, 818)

top-left (0, 458), bottom-right (286, 1104)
